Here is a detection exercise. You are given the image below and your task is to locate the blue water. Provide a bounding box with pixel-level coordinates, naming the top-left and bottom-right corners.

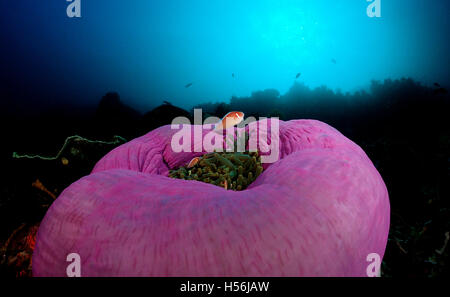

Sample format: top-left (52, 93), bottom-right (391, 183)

top-left (1, 0), bottom-right (449, 111)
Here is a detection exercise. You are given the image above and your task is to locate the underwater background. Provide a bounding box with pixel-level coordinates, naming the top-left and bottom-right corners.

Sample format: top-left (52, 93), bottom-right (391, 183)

top-left (0, 0), bottom-right (449, 277)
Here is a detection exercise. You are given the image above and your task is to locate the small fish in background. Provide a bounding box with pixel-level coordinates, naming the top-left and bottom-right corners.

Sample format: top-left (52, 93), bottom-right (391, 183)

top-left (163, 100), bottom-right (172, 105)
top-left (331, 58), bottom-right (337, 64)
top-left (295, 72), bottom-right (301, 79)
top-left (185, 82), bottom-right (193, 88)
top-left (432, 82), bottom-right (447, 95)
top-left (214, 111), bottom-right (244, 132)
top-left (232, 73), bottom-right (235, 78)
top-left (433, 87), bottom-right (448, 95)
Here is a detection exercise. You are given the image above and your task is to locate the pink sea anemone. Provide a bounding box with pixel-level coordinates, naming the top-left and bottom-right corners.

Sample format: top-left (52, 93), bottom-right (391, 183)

top-left (32, 119), bottom-right (390, 276)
